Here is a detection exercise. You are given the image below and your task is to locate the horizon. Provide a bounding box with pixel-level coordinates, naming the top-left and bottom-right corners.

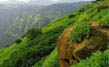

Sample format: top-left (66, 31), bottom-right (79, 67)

top-left (0, 0), bottom-right (94, 5)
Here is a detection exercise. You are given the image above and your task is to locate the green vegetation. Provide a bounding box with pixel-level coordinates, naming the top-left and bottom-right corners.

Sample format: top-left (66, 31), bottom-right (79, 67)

top-left (70, 1), bottom-right (109, 43)
top-left (0, 1), bottom-right (109, 67)
top-left (73, 50), bottom-right (109, 67)
top-left (83, 40), bottom-right (90, 46)
top-left (34, 57), bottom-right (47, 67)
top-left (34, 47), bottom-right (59, 67)
top-left (15, 39), bottom-right (22, 44)
top-left (42, 47), bottom-right (59, 67)
top-left (0, 2), bottom-right (88, 48)
top-left (0, 11), bottom-right (79, 67)
top-left (0, 37), bottom-right (28, 65)
top-left (83, 1), bottom-right (109, 20)
top-left (68, 14), bottom-right (75, 18)
top-left (42, 16), bottom-right (78, 33)
top-left (98, 14), bottom-right (109, 27)
top-left (70, 15), bottom-right (91, 43)
top-left (26, 28), bottom-right (42, 40)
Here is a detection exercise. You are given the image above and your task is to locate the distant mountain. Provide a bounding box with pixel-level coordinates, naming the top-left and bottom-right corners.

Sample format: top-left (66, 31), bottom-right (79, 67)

top-left (0, 1), bottom-right (108, 67)
top-left (0, 1), bottom-right (90, 49)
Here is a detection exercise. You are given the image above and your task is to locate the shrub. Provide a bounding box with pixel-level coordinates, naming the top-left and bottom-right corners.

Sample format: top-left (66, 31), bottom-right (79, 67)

top-left (98, 14), bottom-right (109, 28)
top-left (73, 50), bottom-right (109, 67)
top-left (42, 47), bottom-right (59, 67)
top-left (5, 45), bottom-right (10, 47)
top-left (70, 15), bottom-right (91, 43)
top-left (15, 39), bottom-right (22, 44)
top-left (26, 28), bottom-right (42, 40)
top-left (68, 14), bottom-right (75, 18)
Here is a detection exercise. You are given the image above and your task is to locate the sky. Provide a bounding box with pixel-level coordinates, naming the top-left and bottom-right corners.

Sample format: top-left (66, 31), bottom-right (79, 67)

top-left (0, 0), bottom-right (93, 5)
top-left (0, 0), bottom-right (30, 2)
top-left (0, 0), bottom-right (93, 2)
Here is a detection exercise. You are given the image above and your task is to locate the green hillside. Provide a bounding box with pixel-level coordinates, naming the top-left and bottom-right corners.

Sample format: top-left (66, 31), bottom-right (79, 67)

top-left (0, 2), bottom-right (89, 49)
top-left (0, 1), bottom-right (109, 67)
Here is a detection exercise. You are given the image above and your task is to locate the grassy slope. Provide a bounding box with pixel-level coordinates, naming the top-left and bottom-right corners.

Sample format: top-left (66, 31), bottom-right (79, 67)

top-left (74, 50), bottom-right (109, 67)
top-left (0, 37), bottom-right (28, 65)
top-left (70, 1), bottom-right (109, 67)
top-left (34, 47), bottom-right (59, 67)
top-left (0, 9), bottom-right (79, 67)
top-left (42, 47), bottom-right (59, 67)
top-left (0, 1), bottom-right (109, 67)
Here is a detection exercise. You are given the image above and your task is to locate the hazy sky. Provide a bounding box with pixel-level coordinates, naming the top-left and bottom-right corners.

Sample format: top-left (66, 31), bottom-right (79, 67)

top-left (0, 0), bottom-right (94, 5)
top-left (0, 0), bottom-right (30, 2)
top-left (0, 0), bottom-right (93, 2)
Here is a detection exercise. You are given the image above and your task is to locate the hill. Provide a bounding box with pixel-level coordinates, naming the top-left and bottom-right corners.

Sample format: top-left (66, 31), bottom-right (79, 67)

top-left (0, 2), bottom-right (90, 49)
top-left (0, 0), bottom-right (109, 67)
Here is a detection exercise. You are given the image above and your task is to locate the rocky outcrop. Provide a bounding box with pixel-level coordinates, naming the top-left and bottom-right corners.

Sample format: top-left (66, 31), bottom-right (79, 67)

top-left (57, 24), bottom-right (109, 67)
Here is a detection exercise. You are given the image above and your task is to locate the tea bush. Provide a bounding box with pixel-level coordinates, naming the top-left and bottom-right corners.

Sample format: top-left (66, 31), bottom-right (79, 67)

top-left (15, 39), bottom-right (22, 44)
top-left (73, 50), bottom-right (109, 67)
top-left (98, 14), bottom-right (109, 28)
top-left (70, 15), bottom-right (91, 43)
top-left (26, 28), bottom-right (42, 40)
top-left (42, 47), bottom-right (59, 67)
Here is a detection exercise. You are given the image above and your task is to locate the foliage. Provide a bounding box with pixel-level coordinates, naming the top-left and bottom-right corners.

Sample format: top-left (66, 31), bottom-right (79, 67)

top-left (5, 45), bottom-right (10, 48)
top-left (34, 57), bottom-right (47, 67)
top-left (0, 17), bottom-right (69, 67)
top-left (85, 1), bottom-right (109, 20)
top-left (73, 50), bottom-right (109, 67)
top-left (98, 14), bottom-right (109, 28)
top-left (26, 28), bottom-right (42, 40)
top-left (15, 39), bottom-right (22, 44)
top-left (0, 1), bottom-right (109, 67)
top-left (0, 2), bottom-right (89, 48)
top-left (42, 47), bottom-right (59, 67)
top-left (0, 9), bottom-right (80, 66)
top-left (70, 15), bottom-right (91, 43)
top-left (0, 37), bottom-right (28, 65)
top-left (68, 14), bottom-right (75, 18)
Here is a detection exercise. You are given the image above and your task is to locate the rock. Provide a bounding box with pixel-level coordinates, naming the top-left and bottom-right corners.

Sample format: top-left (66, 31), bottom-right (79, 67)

top-left (57, 26), bottom-right (109, 67)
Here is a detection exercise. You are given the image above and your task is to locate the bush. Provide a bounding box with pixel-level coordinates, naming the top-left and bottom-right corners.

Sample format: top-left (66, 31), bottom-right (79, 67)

top-left (15, 39), bottom-right (22, 44)
top-left (26, 28), bottom-right (42, 40)
top-left (98, 14), bottom-right (109, 28)
top-left (5, 45), bottom-right (10, 47)
top-left (42, 47), bottom-right (59, 67)
top-left (70, 15), bottom-right (91, 43)
top-left (68, 14), bottom-right (75, 18)
top-left (73, 50), bottom-right (109, 67)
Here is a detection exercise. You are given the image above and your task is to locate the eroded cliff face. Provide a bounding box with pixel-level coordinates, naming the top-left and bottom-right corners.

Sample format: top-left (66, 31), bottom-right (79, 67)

top-left (57, 23), bottom-right (109, 67)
